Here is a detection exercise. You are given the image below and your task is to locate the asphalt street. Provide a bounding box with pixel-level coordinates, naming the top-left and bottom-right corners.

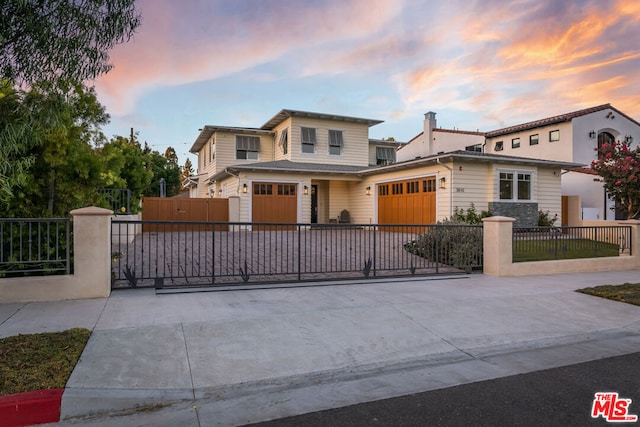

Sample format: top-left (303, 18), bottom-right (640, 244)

top-left (252, 351), bottom-right (640, 427)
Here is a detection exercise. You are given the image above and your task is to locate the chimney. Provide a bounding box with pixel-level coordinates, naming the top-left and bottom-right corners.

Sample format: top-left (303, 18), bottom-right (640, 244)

top-left (424, 112), bottom-right (437, 155)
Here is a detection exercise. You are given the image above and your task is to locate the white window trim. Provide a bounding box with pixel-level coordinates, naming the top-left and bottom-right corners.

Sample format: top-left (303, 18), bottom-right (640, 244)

top-left (235, 135), bottom-right (260, 160)
top-left (328, 129), bottom-right (344, 156)
top-left (300, 127), bottom-right (317, 155)
top-left (497, 168), bottom-right (535, 202)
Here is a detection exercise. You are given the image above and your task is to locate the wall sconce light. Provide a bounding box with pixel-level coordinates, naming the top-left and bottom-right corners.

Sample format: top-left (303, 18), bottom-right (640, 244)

top-left (589, 130), bottom-right (596, 139)
top-left (439, 177), bottom-right (446, 189)
top-left (366, 186), bottom-right (371, 196)
top-left (625, 135), bottom-right (633, 144)
top-left (218, 188), bottom-right (222, 195)
top-left (303, 185), bottom-right (308, 195)
top-left (242, 183), bottom-right (248, 193)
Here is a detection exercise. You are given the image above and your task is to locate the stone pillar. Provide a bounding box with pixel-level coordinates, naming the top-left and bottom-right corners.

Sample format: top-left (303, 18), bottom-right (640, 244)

top-left (482, 216), bottom-right (515, 276)
top-left (70, 206), bottom-right (113, 298)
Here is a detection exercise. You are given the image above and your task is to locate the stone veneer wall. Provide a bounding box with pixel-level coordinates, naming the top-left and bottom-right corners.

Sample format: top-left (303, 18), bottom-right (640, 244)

top-left (488, 202), bottom-right (538, 228)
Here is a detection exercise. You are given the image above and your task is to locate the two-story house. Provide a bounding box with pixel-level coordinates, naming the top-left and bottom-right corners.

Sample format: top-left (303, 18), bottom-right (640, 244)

top-left (187, 109), bottom-right (578, 227)
top-left (187, 109), bottom-right (400, 224)
top-left (398, 104), bottom-right (640, 222)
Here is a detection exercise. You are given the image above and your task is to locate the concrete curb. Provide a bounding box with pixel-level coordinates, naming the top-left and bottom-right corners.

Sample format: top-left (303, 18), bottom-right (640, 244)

top-left (0, 388), bottom-right (63, 427)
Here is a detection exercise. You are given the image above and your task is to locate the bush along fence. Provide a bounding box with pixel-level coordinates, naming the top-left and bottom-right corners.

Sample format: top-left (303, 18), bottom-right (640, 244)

top-left (0, 218), bottom-right (71, 277)
top-left (110, 221), bottom-right (482, 289)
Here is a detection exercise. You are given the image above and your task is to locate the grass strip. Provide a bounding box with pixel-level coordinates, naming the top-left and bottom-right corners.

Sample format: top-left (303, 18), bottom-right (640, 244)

top-left (513, 239), bottom-right (620, 262)
top-left (0, 328), bottom-right (91, 395)
top-left (576, 283), bottom-right (640, 307)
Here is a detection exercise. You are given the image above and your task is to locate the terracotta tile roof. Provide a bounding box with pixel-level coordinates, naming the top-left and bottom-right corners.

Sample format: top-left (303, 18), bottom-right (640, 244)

top-left (485, 104), bottom-right (614, 137)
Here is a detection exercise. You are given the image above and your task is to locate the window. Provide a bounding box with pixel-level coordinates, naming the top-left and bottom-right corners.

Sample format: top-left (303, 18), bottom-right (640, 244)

top-left (328, 130), bottom-right (343, 155)
top-left (376, 147), bottom-right (395, 165)
top-left (236, 135), bottom-right (260, 160)
top-left (279, 128), bottom-right (288, 155)
top-left (512, 138), bottom-right (520, 149)
top-left (378, 184), bottom-right (389, 196)
top-left (277, 184), bottom-right (296, 195)
top-left (495, 141), bottom-right (504, 151)
top-left (549, 130), bottom-right (560, 142)
top-left (391, 183), bottom-right (403, 195)
top-left (499, 170), bottom-right (532, 201)
top-left (465, 144), bottom-right (482, 152)
top-left (301, 127), bottom-right (316, 154)
top-left (529, 134), bottom-right (539, 145)
top-left (406, 181), bottom-right (419, 194)
top-left (254, 183), bottom-right (273, 195)
top-left (517, 173), bottom-right (531, 200)
top-left (210, 141), bottom-right (215, 161)
top-left (423, 179), bottom-right (436, 192)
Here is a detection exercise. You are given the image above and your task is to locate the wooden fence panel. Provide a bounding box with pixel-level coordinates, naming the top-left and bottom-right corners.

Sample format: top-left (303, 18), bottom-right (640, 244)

top-left (142, 198), bottom-right (228, 231)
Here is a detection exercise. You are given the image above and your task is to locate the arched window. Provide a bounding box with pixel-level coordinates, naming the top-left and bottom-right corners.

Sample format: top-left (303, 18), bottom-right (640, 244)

top-left (597, 131), bottom-right (615, 152)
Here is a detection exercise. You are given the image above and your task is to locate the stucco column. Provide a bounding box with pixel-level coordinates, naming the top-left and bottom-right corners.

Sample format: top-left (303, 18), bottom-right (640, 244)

top-left (482, 216), bottom-right (515, 276)
top-left (617, 220), bottom-right (640, 267)
top-left (70, 206), bottom-right (113, 298)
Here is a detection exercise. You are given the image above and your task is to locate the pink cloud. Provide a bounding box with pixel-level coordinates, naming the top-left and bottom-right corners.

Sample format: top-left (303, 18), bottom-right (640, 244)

top-left (96, 0), bottom-right (403, 114)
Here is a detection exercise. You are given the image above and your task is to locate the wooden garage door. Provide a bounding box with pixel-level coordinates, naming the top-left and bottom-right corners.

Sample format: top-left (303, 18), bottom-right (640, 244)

top-left (252, 182), bottom-right (297, 225)
top-left (378, 178), bottom-right (436, 225)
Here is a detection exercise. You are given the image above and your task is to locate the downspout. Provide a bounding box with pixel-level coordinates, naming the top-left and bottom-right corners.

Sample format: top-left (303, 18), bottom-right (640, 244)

top-left (437, 158), bottom-right (453, 218)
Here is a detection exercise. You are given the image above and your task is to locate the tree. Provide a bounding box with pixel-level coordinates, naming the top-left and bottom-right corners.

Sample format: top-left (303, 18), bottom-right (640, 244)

top-left (1, 0), bottom-right (141, 86)
top-left (98, 134), bottom-right (152, 210)
top-left (0, 81), bottom-right (108, 217)
top-left (591, 139), bottom-right (640, 219)
top-left (144, 149), bottom-right (181, 197)
top-left (180, 158), bottom-right (194, 184)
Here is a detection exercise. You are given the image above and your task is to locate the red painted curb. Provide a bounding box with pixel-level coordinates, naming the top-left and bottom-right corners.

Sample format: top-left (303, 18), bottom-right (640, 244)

top-left (0, 388), bottom-right (63, 427)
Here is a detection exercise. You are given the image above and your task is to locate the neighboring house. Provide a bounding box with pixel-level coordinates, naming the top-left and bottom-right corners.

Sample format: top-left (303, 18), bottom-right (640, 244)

top-left (398, 104), bottom-right (640, 221)
top-left (188, 109), bottom-right (578, 227)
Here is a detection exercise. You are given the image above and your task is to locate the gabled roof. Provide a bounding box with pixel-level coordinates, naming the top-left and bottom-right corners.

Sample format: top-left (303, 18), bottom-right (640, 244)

top-left (207, 160), bottom-right (373, 182)
top-left (359, 150), bottom-right (583, 176)
top-left (207, 151), bottom-right (582, 183)
top-left (485, 103), bottom-right (632, 138)
top-left (190, 125), bottom-right (274, 153)
top-left (261, 109), bottom-right (383, 130)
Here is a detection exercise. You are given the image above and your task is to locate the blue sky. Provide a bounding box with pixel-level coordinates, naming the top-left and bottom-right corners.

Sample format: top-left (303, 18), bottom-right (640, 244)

top-left (94, 0), bottom-right (640, 165)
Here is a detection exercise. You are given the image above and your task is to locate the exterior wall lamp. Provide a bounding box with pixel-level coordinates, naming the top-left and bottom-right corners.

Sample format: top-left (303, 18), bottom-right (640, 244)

top-left (439, 177), bottom-right (446, 189)
top-left (366, 186), bottom-right (371, 196)
top-left (625, 135), bottom-right (634, 143)
top-left (303, 185), bottom-right (308, 195)
top-left (589, 130), bottom-right (596, 139)
top-left (242, 183), bottom-right (248, 193)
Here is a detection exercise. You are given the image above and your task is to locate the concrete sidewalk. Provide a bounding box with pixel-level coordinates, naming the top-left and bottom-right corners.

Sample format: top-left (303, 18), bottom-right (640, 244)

top-left (2, 270), bottom-right (640, 426)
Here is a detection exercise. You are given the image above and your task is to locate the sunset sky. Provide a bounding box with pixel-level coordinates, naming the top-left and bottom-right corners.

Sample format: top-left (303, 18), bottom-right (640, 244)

top-left (94, 0), bottom-right (640, 165)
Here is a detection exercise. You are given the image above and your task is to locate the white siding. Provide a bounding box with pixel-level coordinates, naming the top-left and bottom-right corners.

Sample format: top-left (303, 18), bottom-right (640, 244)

top-left (287, 117), bottom-right (370, 166)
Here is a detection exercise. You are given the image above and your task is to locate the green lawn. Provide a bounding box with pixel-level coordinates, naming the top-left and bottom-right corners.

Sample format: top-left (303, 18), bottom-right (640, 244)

top-left (577, 283), bottom-right (640, 307)
top-left (0, 328), bottom-right (90, 395)
top-left (513, 238), bottom-right (620, 262)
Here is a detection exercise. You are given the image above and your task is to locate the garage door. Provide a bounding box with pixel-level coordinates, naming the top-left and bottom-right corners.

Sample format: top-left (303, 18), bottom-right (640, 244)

top-left (378, 177), bottom-right (436, 224)
top-left (252, 182), bottom-right (298, 225)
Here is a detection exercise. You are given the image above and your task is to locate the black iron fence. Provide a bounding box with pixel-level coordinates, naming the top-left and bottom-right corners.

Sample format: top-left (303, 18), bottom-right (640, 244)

top-left (100, 188), bottom-right (132, 214)
top-left (0, 218), bottom-right (72, 276)
top-left (513, 226), bottom-right (632, 262)
top-left (111, 221), bottom-right (484, 289)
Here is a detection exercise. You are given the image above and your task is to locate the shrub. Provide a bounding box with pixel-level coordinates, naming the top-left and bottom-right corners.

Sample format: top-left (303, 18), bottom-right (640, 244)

top-left (538, 210), bottom-right (558, 227)
top-left (405, 219), bottom-right (483, 269)
top-left (451, 203), bottom-right (492, 225)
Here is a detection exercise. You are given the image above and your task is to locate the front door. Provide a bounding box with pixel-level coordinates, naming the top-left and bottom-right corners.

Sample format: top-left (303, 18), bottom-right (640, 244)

top-left (311, 184), bottom-right (318, 223)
